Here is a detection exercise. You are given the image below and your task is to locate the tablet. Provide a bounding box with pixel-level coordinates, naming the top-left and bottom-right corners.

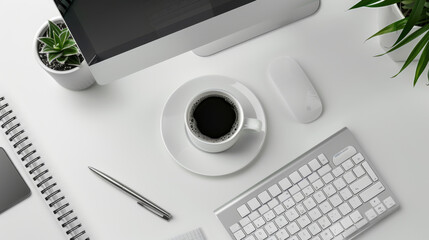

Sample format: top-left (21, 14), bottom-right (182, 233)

top-left (0, 147), bottom-right (31, 214)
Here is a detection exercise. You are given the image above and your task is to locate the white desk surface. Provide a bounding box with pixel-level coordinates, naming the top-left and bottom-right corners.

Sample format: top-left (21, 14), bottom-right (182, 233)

top-left (1, 0), bottom-right (428, 239)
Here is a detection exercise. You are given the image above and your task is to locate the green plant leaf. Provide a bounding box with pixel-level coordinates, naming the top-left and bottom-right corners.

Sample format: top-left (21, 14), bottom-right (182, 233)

top-left (48, 20), bottom-right (61, 38)
top-left (394, 0), bottom-right (426, 45)
top-left (368, 0), bottom-right (401, 8)
top-left (367, 18), bottom-right (407, 40)
top-left (62, 39), bottom-right (76, 49)
top-left (350, 0), bottom-right (381, 9)
top-left (38, 37), bottom-right (55, 47)
top-left (375, 23), bottom-right (429, 56)
top-left (47, 52), bottom-right (63, 63)
top-left (41, 45), bottom-right (58, 54)
top-left (59, 31), bottom-right (68, 48)
top-left (56, 56), bottom-right (68, 65)
top-left (66, 55), bottom-right (81, 66)
top-left (413, 40), bottom-right (429, 86)
top-left (53, 32), bottom-right (61, 47)
top-left (62, 47), bottom-right (79, 56)
top-left (393, 31), bottom-right (429, 78)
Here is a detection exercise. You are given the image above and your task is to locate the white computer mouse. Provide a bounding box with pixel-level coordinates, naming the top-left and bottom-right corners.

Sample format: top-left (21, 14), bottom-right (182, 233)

top-left (268, 57), bottom-right (323, 123)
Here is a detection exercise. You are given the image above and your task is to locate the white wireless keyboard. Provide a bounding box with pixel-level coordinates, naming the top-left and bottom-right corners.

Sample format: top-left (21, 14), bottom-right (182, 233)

top-left (215, 128), bottom-right (399, 240)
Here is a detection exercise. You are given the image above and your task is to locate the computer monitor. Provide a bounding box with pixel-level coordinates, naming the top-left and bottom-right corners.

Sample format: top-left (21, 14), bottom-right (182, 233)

top-left (54, 0), bottom-right (320, 85)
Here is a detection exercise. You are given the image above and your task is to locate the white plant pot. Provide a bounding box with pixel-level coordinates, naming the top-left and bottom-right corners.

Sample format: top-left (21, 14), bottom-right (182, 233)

top-left (378, 4), bottom-right (421, 62)
top-left (34, 17), bottom-right (95, 91)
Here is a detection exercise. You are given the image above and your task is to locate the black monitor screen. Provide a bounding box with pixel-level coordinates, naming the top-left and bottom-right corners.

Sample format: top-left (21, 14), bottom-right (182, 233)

top-left (54, 0), bottom-right (255, 65)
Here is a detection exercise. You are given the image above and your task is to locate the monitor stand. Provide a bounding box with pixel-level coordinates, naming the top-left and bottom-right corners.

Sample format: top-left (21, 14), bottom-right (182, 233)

top-left (193, 2), bottom-right (320, 57)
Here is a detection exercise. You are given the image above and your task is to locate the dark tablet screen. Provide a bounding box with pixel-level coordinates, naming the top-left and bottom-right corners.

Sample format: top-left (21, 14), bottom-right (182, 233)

top-left (0, 148), bottom-right (31, 214)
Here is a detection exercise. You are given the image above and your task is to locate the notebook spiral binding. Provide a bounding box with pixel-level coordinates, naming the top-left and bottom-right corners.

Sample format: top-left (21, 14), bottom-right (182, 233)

top-left (0, 97), bottom-right (90, 240)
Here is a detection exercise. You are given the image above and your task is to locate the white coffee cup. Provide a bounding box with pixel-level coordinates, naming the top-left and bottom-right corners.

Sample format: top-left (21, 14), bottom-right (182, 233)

top-left (184, 89), bottom-right (262, 153)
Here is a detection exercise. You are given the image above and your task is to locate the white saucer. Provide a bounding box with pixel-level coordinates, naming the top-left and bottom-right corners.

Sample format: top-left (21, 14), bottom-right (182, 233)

top-left (161, 76), bottom-right (267, 176)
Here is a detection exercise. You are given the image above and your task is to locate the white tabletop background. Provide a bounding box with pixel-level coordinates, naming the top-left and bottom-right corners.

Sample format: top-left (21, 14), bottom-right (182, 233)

top-left (1, 0), bottom-right (428, 239)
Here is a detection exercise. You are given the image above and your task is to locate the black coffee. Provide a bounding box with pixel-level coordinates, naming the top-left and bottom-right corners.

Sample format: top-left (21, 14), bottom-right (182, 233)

top-left (190, 95), bottom-right (238, 141)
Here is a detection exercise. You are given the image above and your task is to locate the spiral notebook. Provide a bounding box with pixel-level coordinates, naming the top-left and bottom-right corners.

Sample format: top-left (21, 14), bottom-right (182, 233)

top-left (0, 97), bottom-right (90, 240)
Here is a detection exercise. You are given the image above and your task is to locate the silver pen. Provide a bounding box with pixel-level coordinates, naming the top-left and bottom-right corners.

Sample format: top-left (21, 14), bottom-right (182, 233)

top-left (88, 166), bottom-right (172, 221)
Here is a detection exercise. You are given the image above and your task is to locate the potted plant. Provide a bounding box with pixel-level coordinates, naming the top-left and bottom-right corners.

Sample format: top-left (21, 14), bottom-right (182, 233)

top-left (350, 0), bottom-right (429, 86)
top-left (35, 17), bottom-right (95, 91)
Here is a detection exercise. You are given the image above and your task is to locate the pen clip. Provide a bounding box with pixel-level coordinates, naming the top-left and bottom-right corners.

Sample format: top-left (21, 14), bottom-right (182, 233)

top-left (137, 201), bottom-right (171, 221)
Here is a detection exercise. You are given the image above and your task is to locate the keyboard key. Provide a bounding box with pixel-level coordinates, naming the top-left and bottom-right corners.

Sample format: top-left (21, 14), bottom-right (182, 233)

top-left (298, 229), bottom-right (311, 240)
top-left (283, 198), bottom-right (295, 209)
top-left (350, 211), bottom-right (363, 223)
top-left (340, 216), bottom-right (353, 229)
top-left (278, 178), bottom-right (292, 190)
top-left (309, 207), bottom-right (322, 221)
top-left (263, 210), bottom-right (276, 221)
top-left (330, 222), bottom-right (344, 236)
top-left (258, 191), bottom-right (272, 204)
top-left (352, 153), bottom-right (364, 164)
top-left (254, 229), bottom-right (268, 240)
top-left (303, 197), bottom-right (316, 210)
top-left (318, 154), bottom-right (329, 165)
top-left (309, 158), bottom-right (322, 171)
top-left (308, 222), bottom-right (322, 235)
top-left (285, 208), bottom-right (299, 221)
top-left (259, 204), bottom-right (269, 215)
top-left (365, 209), bottom-right (377, 221)
top-left (332, 166), bottom-right (344, 178)
top-left (268, 198), bottom-right (279, 209)
top-left (278, 191), bottom-right (291, 202)
top-left (350, 175), bottom-right (372, 194)
top-left (302, 185), bottom-right (314, 197)
top-left (289, 236), bottom-right (299, 240)
top-left (359, 182), bottom-right (385, 202)
top-left (264, 222), bottom-right (278, 235)
top-left (299, 165), bottom-right (312, 177)
top-left (313, 179), bottom-right (324, 190)
top-left (383, 196), bottom-right (396, 209)
top-left (287, 222), bottom-right (300, 235)
top-left (338, 202), bottom-right (352, 215)
top-left (254, 217), bottom-right (266, 228)
top-left (322, 173), bottom-right (334, 184)
top-left (339, 187), bottom-right (352, 200)
top-left (298, 179), bottom-right (310, 189)
top-left (318, 165), bottom-right (332, 177)
top-left (369, 197), bottom-right (381, 207)
top-left (342, 225), bottom-right (357, 237)
top-left (268, 184), bottom-right (281, 197)
top-left (355, 219), bottom-right (368, 229)
top-left (333, 178), bottom-right (347, 190)
top-left (248, 198), bottom-right (261, 211)
top-left (244, 223), bottom-right (256, 234)
top-left (297, 214), bottom-right (311, 228)
top-left (237, 204), bottom-right (250, 217)
top-left (323, 184), bottom-right (336, 197)
top-left (320, 201), bottom-right (333, 214)
top-left (327, 209), bottom-right (341, 223)
top-left (362, 162), bottom-right (378, 181)
top-left (333, 146), bottom-right (356, 166)
top-left (341, 159), bottom-right (354, 171)
top-left (230, 223), bottom-right (240, 233)
top-left (296, 203), bottom-right (306, 215)
top-left (293, 192), bottom-right (304, 202)
top-left (374, 203), bottom-right (386, 215)
top-left (249, 211), bottom-right (260, 221)
top-left (274, 204), bottom-right (285, 215)
top-left (329, 194), bottom-right (343, 207)
top-left (240, 217), bottom-right (251, 227)
top-left (276, 229), bottom-right (289, 240)
top-left (245, 236), bottom-right (256, 240)
top-left (343, 171), bottom-right (356, 184)
top-left (318, 215), bottom-right (331, 229)
top-left (308, 172), bottom-right (320, 183)
top-left (314, 191), bottom-right (326, 203)
top-left (290, 171), bottom-right (302, 184)
top-left (274, 215), bottom-right (288, 228)
top-left (349, 196), bottom-right (362, 209)
top-left (289, 185), bottom-right (300, 195)
top-left (234, 230), bottom-right (245, 240)
top-left (352, 165), bottom-right (365, 178)
top-left (321, 229), bottom-right (334, 240)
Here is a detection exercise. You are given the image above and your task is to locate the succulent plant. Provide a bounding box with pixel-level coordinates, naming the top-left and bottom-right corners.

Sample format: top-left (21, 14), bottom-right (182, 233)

top-left (38, 21), bottom-right (81, 67)
top-left (350, 0), bottom-right (429, 86)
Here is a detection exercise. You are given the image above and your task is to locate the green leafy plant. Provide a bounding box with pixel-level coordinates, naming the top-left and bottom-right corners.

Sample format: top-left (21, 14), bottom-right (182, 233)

top-left (38, 21), bottom-right (81, 67)
top-left (350, 0), bottom-right (429, 86)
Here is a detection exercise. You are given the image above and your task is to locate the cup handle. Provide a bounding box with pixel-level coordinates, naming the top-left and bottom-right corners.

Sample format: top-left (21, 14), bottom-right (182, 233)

top-left (243, 118), bottom-right (262, 132)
